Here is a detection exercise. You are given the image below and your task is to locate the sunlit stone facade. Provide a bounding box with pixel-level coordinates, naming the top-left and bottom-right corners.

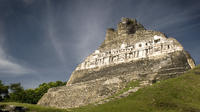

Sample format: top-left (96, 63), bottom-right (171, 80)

top-left (76, 35), bottom-right (183, 70)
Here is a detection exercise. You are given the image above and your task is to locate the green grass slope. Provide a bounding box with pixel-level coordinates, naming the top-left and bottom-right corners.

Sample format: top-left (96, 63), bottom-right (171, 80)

top-left (1, 65), bottom-right (200, 112)
top-left (73, 65), bottom-right (200, 112)
top-left (0, 102), bottom-right (68, 112)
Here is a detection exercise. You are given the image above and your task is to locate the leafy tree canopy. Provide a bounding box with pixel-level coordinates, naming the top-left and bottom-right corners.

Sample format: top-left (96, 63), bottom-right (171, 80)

top-left (0, 80), bottom-right (66, 104)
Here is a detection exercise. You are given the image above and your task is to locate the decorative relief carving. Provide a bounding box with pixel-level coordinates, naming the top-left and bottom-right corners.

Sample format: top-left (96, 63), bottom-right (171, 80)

top-left (76, 35), bottom-right (183, 70)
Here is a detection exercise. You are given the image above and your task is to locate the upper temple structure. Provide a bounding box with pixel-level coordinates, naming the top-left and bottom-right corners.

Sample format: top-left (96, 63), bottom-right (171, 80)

top-left (76, 35), bottom-right (183, 70)
top-left (38, 18), bottom-right (196, 109)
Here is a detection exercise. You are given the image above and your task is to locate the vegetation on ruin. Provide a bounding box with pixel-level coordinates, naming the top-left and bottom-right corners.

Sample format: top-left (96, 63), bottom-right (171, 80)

top-left (112, 80), bottom-right (140, 98)
top-left (1, 65), bottom-right (200, 112)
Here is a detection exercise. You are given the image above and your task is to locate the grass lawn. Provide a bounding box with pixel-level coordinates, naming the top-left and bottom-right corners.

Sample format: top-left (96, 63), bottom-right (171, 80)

top-left (0, 102), bottom-right (69, 112)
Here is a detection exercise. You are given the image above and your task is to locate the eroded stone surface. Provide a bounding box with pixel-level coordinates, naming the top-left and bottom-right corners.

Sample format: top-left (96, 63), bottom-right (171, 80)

top-left (38, 76), bottom-right (126, 108)
top-left (38, 17), bottom-right (195, 109)
top-left (75, 35), bottom-right (182, 71)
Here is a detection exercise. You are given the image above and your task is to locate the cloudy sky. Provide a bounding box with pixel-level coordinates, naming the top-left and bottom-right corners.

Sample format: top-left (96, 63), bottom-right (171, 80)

top-left (0, 0), bottom-right (200, 88)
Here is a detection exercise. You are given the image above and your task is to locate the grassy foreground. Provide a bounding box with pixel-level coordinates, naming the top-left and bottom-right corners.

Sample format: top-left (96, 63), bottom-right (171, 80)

top-left (0, 102), bottom-right (68, 112)
top-left (1, 65), bottom-right (200, 112)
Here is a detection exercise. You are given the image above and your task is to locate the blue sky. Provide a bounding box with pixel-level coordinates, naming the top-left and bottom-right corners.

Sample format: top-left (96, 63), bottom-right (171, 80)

top-left (0, 0), bottom-right (200, 88)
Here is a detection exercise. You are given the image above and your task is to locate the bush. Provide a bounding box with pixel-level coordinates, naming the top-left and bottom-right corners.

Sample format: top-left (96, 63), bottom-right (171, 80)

top-left (1, 80), bottom-right (66, 104)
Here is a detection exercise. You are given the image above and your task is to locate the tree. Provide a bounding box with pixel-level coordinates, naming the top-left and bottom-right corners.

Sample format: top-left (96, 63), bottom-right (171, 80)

top-left (10, 83), bottom-right (24, 93)
top-left (9, 83), bottom-right (24, 102)
top-left (0, 80), bottom-right (66, 103)
top-left (23, 89), bottom-right (36, 104)
top-left (0, 80), bottom-right (9, 101)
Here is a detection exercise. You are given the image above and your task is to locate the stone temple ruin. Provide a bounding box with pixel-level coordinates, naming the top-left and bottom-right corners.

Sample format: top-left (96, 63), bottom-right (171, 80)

top-left (38, 18), bottom-right (195, 109)
top-left (76, 35), bottom-right (183, 70)
top-left (75, 18), bottom-right (190, 71)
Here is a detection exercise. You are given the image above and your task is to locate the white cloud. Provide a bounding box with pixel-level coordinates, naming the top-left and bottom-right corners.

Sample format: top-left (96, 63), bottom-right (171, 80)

top-left (23, 0), bottom-right (34, 5)
top-left (0, 47), bottom-right (34, 75)
top-left (45, 0), bottom-right (66, 64)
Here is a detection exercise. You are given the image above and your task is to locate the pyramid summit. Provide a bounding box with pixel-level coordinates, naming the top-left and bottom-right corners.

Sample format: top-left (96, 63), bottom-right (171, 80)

top-left (38, 18), bottom-right (195, 108)
top-left (67, 17), bottom-right (195, 85)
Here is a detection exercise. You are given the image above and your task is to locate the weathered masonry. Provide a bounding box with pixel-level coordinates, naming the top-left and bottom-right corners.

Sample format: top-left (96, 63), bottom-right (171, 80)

top-left (76, 35), bottom-right (183, 70)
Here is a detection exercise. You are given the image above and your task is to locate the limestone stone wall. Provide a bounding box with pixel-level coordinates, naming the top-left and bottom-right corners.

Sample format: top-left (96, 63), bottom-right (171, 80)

top-left (105, 28), bottom-right (116, 43)
top-left (117, 17), bottom-right (145, 37)
top-left (76, 35), bottom-right (183, 70)
top-left (67, 50), bottom-right (192, 85)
